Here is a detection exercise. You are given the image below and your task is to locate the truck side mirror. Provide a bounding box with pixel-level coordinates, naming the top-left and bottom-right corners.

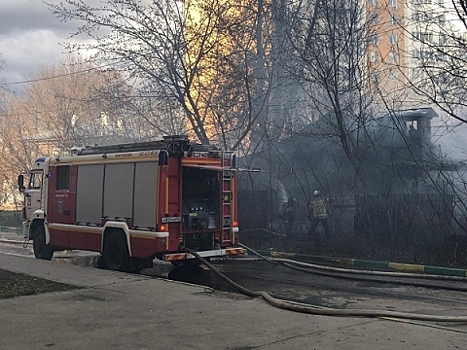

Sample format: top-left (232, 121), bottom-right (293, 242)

top-left (18, 175), bottom-right (25, 193)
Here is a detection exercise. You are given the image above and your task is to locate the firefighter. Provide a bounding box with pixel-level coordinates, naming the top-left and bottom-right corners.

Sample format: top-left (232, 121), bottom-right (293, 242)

top-left (308, 190), bottom-right (330, 236)
top-left (279, 197), bottom-right (296, 233)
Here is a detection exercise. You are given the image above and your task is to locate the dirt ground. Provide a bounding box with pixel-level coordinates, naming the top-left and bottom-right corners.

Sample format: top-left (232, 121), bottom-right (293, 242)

top-left (0, 269), bottom-right (79, 299)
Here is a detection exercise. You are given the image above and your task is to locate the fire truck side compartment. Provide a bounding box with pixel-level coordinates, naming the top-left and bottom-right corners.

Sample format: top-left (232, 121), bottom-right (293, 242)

top-left (133, 162), bottom-right (158, 229)
top-left (76, 161), bottom-right (159, 229)
top-left (76, 164), bottom-right (104, 225)
top-left (103, 163), bottom-right (134, 221)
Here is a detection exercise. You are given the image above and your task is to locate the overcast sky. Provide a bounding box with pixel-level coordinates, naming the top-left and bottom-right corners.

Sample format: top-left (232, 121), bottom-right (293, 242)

top-left (0, 0), bottom-right (86, 92)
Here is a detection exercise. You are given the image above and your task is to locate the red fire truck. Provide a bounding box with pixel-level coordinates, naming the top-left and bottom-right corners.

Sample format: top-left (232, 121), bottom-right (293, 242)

top-left (18, 135), bottom-right (244, 271)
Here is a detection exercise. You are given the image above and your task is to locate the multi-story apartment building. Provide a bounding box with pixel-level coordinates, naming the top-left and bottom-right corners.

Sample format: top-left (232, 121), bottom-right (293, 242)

top-left (367, 0), bottom-right (466, 108)
top-left (367, 0), bottom-right (406, 97)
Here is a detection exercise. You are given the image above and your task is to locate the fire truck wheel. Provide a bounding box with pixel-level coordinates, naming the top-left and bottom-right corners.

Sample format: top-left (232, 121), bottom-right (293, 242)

top-left (33, 225), bottom-right (54, 261)
top-left (103, 233), bottom-right (130, 272)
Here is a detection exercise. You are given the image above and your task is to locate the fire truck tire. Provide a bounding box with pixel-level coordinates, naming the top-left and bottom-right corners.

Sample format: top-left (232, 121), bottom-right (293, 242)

top-left (33, 225), bottom-right (54, 261)
top-left (103, 233), bottom-right (130, 272)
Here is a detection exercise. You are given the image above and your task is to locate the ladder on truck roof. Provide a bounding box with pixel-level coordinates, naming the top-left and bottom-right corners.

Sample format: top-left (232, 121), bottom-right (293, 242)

top-left (73, 135), bottom-right (221, 156)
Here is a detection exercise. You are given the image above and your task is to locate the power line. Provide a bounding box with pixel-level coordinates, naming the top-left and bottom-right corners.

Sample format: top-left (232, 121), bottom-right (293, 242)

top-left (4, 59), bottom-right (124, 86)
top-left (5, 67), bottom-right (97, 85)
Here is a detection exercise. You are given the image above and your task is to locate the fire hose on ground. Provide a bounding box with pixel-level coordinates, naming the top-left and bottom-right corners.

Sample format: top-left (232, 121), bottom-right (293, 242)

top-left (182, 245), bottom-right (467, 323)
top-left (238, 243), bottom-right (467, 283)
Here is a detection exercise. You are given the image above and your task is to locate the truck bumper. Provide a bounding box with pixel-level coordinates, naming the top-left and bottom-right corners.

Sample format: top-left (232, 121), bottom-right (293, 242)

top-left (163, 247), bottom-right (245, 262)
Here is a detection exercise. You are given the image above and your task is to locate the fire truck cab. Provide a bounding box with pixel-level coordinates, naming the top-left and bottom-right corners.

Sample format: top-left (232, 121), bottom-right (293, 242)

top-left (18, 135), bottom-right (244, 271)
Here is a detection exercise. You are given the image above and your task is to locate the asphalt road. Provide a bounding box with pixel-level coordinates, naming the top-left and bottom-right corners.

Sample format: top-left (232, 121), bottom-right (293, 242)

top-left (206, 260), bottom-right (467, 313)
top-left (2, 236), bottom-right (467, 336)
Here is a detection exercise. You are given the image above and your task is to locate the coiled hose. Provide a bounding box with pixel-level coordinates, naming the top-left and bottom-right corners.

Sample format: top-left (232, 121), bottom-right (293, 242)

top-left (183, 246), bottom-right (467, 322)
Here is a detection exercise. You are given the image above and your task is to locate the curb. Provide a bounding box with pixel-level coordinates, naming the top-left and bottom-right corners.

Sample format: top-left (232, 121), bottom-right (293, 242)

top-left (0, 239), bottom-right (24, 245)
top-left (0, 226), bottom-right (22, 235)
top-left (255, 250), bottom-right (467, 278)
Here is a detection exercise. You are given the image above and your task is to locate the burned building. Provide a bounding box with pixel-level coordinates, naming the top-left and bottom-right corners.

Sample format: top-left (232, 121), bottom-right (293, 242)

top-left (238, 108), bottom-right (462, 257)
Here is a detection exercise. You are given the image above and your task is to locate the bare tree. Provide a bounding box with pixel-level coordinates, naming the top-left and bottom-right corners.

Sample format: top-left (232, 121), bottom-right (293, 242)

top-left (12, 57), bottom-right (149, 148)
top-left (238, 0), bottom-right (374, 242)
top-left (0, 55), bottom-right (21, 209)
top-left (0, 57), bottom-right (145, 209)
top-left (0, 54), bottom-right (5, 91)
top-left (47, 0), bottom-right (278, 151)
top-left (268, 0), bottom-right (373, 195)
top-left (397, 1), bottom-right (467, 245)
top-left (239, 0), bottom-right (464, 264)
top-left (0, 54), bottom-right (6, 115)
top-left (401, 0), bottom-right (467, 123)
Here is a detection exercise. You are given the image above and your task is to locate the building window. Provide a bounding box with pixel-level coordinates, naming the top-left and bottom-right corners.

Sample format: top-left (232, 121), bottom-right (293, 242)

top-left (421, 32), bottom-right (433, 43)
top-left (56, 165), bottom-right (70, 190)
top-left (389, 0), bottom-right (397, 9)
top-left (389, 69), bottom-right (398, 81)
top-left (370, 33), bottom-right (379, 45)
top-left (413, 31), bottom-right (433, 43)
top-left (370, 13), bottom-right (378, 25)
top-left (390, 14), bottom-right (398, 25)
top-left (439, 14), bottom-right (446, 26)
top-left (412, 49), bottom-right (421, 58)
top-left (439, 33), bottom-right (446, 45)
top-left (369, 51), bottom-right (378, 62)
top-left (422, 50), bottom-right (434, 60)
top-left (413, 12), bottom-right (431, 22)
top-left (370, 0), bottom-right (378, 5)
top-left (370, 72), bottom-right (379, 83)
top-left (388, 51), bottom-right (398, 63)
top-left (389, 33), bottom-right (398, 44)
top-left (437, 52), bottom-right (446, 61)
